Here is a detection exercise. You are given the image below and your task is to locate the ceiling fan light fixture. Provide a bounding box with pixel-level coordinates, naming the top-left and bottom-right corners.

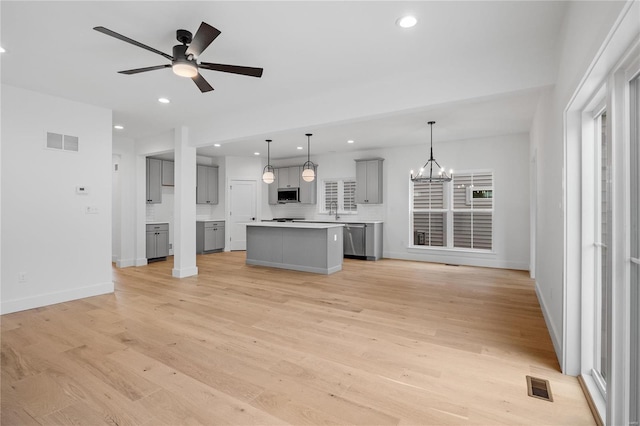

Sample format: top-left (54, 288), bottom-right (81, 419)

top-left (172, 61), bottom-right (198, 78)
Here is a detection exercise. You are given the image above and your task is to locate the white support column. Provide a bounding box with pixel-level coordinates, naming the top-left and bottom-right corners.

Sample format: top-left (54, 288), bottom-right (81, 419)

top-left (172, 126), bottom-right (198, 278)
top-left (135, 154), bottom-right (148, 266)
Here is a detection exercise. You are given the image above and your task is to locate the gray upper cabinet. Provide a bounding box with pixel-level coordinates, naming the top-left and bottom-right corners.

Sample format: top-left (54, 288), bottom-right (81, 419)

top-left (146, 158), bottom-right (162, 204)
top-left (268, 169), bottom-right (279, 205)
top-left (355, 159), bottom-right (383, 204)
top-left (161, 160), bottom-right (174, 186)
top-left (279, 166), bottom-right (300, 188)
top-left (299, 165), bottom-right (317, 204)
top-left (196, 165), bottom-right (218, 204)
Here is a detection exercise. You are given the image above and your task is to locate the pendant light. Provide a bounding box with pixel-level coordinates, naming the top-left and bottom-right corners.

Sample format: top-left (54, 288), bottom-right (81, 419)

top-left (301, 133), bottom-right (316, 182)
top-left (262, 139), bottom-right (275, 184)
top-left (410, 121), bottom-right (452, 183)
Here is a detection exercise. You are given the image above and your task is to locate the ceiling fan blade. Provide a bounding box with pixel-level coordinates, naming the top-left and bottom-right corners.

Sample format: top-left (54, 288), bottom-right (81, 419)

top-left (192, 73), bottom-right (214, 92)
top-left (185, 22), bottom-right (221, 57)
top-left (94, 26), bottom-right (173, 61)
top-left (118, 64), bottom-right (172, 75)
top-left (199, 62), bottom-right (264, 78)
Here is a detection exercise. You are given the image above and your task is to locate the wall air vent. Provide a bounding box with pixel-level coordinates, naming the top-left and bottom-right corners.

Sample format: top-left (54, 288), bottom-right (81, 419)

top-left (46, 132), bottom-right (79, 152)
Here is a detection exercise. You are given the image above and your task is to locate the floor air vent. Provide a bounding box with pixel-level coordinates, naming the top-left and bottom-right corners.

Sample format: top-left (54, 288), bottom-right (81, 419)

top-left (526, 376), bottom-right (553, 402)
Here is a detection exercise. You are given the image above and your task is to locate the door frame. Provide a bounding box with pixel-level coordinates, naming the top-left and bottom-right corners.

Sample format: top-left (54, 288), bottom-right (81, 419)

top-left (227, 179), bottom-right (258, 251)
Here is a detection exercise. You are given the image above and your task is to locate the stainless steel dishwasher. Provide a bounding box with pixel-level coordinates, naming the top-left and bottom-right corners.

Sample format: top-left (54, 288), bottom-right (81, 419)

top-left (343, 223), bottom-right (366, 258)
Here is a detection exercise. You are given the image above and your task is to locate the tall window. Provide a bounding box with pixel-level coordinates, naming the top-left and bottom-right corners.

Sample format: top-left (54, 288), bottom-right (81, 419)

top-left (321, 178), bottom-right (357, 214)
top-left (412, 181), bottom-right (446, 246)
top-left (411, 170), bottom-right (493, 250)
top-left (593, 109), bottom-right (611, 394)
top-left (630, 73), bottom-right (640, 425)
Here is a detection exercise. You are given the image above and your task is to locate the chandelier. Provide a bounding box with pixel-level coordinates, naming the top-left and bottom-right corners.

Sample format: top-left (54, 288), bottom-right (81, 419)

top-left (410, 121), bottom-right (452, 183)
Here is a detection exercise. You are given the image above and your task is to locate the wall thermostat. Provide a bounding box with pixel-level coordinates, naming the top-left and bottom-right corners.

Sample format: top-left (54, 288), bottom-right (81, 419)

top-left (76, 186), bottom-right (90, 194)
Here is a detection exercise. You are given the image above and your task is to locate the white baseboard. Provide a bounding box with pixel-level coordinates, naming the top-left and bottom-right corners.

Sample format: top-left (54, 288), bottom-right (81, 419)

top-left (1, 281), bottom-right (114, 315)
top-left (535, 280), bottom-right (562, 365)
top-left (172, 266), bottom-right (198, 278)
top-left (135, 258), bottom-right (148, 267)
top-left (115, 258), bottom-right (136, 268)
top-left (384, 250), bottom-right (529, 270)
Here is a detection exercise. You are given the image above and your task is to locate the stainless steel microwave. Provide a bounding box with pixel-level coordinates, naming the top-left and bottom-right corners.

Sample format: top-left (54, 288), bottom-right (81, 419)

top-left (277, 188), bottom-right (300, 203)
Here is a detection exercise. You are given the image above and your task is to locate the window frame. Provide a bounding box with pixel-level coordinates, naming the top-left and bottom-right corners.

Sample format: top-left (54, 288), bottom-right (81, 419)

top-left (409, 169), bottom-right (495, 252)
top-left (319, 177), bottom-right (357, 215)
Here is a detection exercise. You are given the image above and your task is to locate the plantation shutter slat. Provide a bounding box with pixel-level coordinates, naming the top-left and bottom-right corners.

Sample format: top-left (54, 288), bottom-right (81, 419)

top-left (325, 181), bottom-right (338, 211)
top-left (343, 180), bottom-right (357, 212)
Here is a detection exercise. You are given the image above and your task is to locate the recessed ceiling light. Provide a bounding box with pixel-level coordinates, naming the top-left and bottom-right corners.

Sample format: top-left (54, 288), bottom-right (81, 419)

top-left (158, 97), bottom-right (170, 104)
top-left (114, 125), bottom-right (124, 130)
top-left (347, 140), bottom-right (355, 144)
top-left (297, 146), bottom-right (303, 150)
top-left (254, 152), bottom-right (260, 156)
top-left (214, 143), bottom-right (221, 147)
top-left (396, 15), bottom-right (417, 28)
top-left (0, 47), bottom-right (5, 53)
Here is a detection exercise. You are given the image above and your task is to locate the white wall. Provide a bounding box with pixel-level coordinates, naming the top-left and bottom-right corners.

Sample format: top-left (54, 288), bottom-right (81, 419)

top-left (264, 132), bottom-right (530, 270)
top-left (530, 0), bottom-right (627, 372)
top-left (1, 85), bottom-right (113, 314)
top-left (112, 136), bottom-right (137, 267)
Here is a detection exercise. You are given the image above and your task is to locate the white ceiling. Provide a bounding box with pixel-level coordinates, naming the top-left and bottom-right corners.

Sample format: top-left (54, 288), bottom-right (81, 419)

top-left (1, 1), bottom-right (567, 159)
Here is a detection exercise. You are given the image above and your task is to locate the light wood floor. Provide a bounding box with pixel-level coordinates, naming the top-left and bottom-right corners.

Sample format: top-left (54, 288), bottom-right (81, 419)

top-left (2, 252), bottom-right (594, 425)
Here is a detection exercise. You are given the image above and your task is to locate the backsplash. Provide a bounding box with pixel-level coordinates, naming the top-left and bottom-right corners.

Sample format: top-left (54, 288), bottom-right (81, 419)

top-left (266, 203), bottom-right (384, 222)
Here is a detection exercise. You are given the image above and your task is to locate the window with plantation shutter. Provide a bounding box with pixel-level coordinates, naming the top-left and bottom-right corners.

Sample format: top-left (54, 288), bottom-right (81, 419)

top-left (324, 181), bottom-right (338, 211)
top-left (412, 181), bottom-right (446, 247)
top-left (411, 170), bottom-right (493, 251)
top-left (321, 179), bottom-right (357, 214)
top-left (452, 171), bottom-right (493, 250)
top-left (343, 180), bottom-right (357, 213)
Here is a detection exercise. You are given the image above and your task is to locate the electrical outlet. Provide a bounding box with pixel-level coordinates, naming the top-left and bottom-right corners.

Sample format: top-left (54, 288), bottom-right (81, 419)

top-left (18, 272), bottom-right (27, 283)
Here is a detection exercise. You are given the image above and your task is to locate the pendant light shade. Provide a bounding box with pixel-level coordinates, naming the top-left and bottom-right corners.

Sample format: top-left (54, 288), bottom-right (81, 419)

top-left (262, 139), bottom-right (275, 184)
top-left (302, 133), bottom-right (316, 182)
top-left (410, 121), bottom-right (452, 183)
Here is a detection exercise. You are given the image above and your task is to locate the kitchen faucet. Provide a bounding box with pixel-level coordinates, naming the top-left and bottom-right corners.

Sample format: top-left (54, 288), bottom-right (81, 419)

top-left (329, 201), bottom-right (340, 220)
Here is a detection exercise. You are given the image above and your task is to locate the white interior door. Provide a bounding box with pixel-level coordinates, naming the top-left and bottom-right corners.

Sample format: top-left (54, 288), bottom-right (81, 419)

top-left (229, 180), bottom-right (257, 251)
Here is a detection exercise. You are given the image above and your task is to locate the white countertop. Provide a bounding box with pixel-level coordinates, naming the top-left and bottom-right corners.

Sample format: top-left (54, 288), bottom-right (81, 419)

top-left (196, 219), bottom-right (225, 222)
top-left (146, 221), bottom-right (169, 225)
top-left (247, 222), bottom-right (345, 229)
top-left (293, 219), bottom-right (384, 224)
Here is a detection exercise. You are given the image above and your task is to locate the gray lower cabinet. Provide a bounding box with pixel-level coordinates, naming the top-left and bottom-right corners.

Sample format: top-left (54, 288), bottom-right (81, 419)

top-left (355, 158), bottom-right (383, 204)
top-left (196, 165), bottom-right (219, 204)
top-left (146, 223), bottom-right (169, 260)
top-left (196, 221), bottom-right (225, 253)
top-left (146, 158), bottom-right (162, 204)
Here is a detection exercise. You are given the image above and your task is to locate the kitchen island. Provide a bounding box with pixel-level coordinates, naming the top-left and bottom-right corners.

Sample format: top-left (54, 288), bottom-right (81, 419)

top-left (246, 222), bottom-right (344, 274)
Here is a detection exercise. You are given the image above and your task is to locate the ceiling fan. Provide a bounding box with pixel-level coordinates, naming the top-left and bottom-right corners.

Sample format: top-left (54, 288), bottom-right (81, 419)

top-left (93, 22), bottom-right (263, 93)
